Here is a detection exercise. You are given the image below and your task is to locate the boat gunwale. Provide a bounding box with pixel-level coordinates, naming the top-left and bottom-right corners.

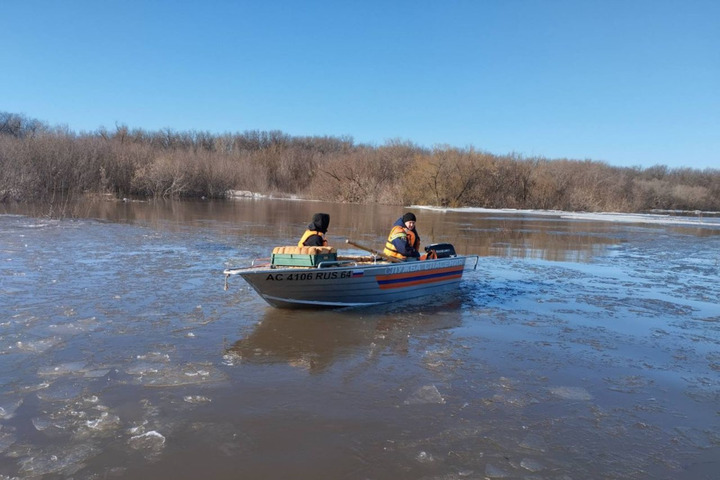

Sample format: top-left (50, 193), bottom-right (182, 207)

top-left (224, 254), bottom-right (477, 277)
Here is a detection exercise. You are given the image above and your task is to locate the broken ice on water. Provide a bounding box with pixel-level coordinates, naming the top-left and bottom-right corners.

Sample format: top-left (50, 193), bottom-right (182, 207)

top-left (184, 395), bottom-right (212, 404)
top-left (519, 433), bottom-right (548, 452)
top-left (35, 381), bottom-right (86, 403)
top-left (0, 430), bottom-right (17, 455)
top-left (484, 463), bottom-right (512, 478)
top-left (128, 430), bottom-right (166, 458)
top-left (37, 361), bottom-right (88, 376)
top-left (125, 360), bottom-right (227, 387)
top-left (36, 361), bottom-right (112, 382)
top-left (47, 317), bottom-right (101, 335)
top-left (16, 443), bottom-right (100, 477)
top-left (548, 386), bottom-right (593, 401)
top-left (415, 450), bottom-right (435, 463)
top-left (77, 411), bottom-right (123, 439)
top-left (519, 457), bottom-right (545, 472)
top-left (13, 336), bottom-right (63, 354)
top-left (0, 400), bottom-right (23, 420)
top-left (31, 396), bottom-right (120, 441)
top-left (2, 203), bottom-right (719, 479)
top-left (404, 384), bottom-right (446, 405)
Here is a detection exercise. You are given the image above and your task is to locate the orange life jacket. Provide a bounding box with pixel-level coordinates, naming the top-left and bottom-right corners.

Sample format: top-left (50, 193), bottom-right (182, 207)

top-left (298, 230), bottom-right (328, 247)
top-left (383, 226), bottom-right (419, 260)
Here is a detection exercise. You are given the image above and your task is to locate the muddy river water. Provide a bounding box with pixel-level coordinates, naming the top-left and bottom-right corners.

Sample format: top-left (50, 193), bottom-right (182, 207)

top-left (1, 198), bottom-right (719, 479)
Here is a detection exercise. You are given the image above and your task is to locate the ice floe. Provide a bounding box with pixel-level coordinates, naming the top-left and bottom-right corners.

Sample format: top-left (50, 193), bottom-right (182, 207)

top-left (548, 386), bottom-right (593, 401)
top-left (404, 384), bottom-right (446, 405)
top-left (16, 443), bottom-right (100, 477)
top-left (413, 205), bottom-right (720, 227)
top-left (128, 430), bottom-right (166, 457)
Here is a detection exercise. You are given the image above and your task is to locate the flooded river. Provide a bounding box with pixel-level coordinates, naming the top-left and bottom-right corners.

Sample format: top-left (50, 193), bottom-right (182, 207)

top-left (1, 198), bottom-right (719, 479)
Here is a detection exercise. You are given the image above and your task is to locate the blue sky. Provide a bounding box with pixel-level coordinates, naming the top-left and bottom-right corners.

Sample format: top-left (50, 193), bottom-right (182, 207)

top-left (2, 0), bottom-right (718, 169)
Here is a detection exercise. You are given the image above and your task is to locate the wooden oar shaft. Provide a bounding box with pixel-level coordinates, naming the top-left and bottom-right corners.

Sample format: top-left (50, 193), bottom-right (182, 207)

top-left (345, 239), bottom-right (402, 263)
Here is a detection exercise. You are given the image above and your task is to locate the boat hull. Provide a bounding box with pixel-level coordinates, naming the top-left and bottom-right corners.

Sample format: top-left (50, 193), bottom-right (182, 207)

top-left (229, 256), bottom-right (470, 309)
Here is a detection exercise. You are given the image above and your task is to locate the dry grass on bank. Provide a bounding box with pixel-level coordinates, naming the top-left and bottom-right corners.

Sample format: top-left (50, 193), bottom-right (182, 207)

top-left (2, 112), bottom-right (719, 214)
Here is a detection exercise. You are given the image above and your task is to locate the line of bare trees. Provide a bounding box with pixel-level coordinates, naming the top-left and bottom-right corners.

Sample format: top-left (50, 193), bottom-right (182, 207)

top-left (2, 111), bottom-right (719, 213)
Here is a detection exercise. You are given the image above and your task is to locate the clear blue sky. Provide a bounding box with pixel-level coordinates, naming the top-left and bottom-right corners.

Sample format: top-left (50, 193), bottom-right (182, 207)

top-left (2, 0), bottom-right (718, 170)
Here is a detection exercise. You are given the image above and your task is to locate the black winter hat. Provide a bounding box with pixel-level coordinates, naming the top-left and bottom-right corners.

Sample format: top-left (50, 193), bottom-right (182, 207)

top-left (402, 212), bottom-right (416, 223)
top-left (310, 213), bottom-right (330, 233)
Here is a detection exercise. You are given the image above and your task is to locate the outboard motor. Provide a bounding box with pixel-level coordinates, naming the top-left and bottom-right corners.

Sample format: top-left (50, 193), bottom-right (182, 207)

top-left (425, 243), bottom-right (456, 258)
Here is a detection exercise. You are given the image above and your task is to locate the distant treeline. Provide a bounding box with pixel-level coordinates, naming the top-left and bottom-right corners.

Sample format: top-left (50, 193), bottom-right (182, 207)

top-left (2, 111), bottom-right (719, 213)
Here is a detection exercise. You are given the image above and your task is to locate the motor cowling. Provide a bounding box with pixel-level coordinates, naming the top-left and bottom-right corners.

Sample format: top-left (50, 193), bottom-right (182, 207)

top-left (425, 243), bottom-right (456, 258)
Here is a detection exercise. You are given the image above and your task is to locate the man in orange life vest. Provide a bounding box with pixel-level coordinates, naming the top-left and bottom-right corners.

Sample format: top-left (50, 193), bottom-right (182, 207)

top-left (298, 213), bottom-right (330, 247)
top-left (383, 212), bottom-right (422, 261)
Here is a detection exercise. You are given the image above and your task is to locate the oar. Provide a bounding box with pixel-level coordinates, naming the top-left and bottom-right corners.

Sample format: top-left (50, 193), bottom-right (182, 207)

top-left (345, 239), bottom-right (402, 263)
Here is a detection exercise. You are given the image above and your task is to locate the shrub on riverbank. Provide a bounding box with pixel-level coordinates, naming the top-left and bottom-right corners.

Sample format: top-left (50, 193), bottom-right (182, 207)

top-left (2, 111), bottom-right (719, 213)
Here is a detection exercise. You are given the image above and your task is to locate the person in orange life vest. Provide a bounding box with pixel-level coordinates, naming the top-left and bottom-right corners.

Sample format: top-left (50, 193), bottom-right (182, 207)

top-left (383, 212), bottom-right (422, 260)
top-left (298, 213), bottom-right (330, 247)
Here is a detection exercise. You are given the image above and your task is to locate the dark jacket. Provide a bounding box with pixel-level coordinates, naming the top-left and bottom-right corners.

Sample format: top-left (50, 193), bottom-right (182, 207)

top-left (385, 217), bottom-right (421, 258)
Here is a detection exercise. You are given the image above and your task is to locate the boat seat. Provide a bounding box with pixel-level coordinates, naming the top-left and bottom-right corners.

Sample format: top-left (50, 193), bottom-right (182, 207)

top-left (272, 246), bottom-right (337, 255)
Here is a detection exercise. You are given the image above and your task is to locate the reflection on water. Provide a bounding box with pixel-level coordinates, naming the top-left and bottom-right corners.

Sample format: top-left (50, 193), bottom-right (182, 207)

top-left (4, 197), bottom-right (626, 263)
top-left (1, 199), bottom-right (719, 479)
top-left (227, 299), bottom-right (465, 372)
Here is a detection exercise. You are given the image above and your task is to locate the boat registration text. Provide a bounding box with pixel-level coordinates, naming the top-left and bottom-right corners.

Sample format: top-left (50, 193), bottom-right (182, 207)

top-left (265, 271), bottom-right (355, 281)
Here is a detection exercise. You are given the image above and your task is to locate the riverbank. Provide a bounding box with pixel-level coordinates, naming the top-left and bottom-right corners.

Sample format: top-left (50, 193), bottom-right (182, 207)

top-left (3, 113), bottom-right (720, 213)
